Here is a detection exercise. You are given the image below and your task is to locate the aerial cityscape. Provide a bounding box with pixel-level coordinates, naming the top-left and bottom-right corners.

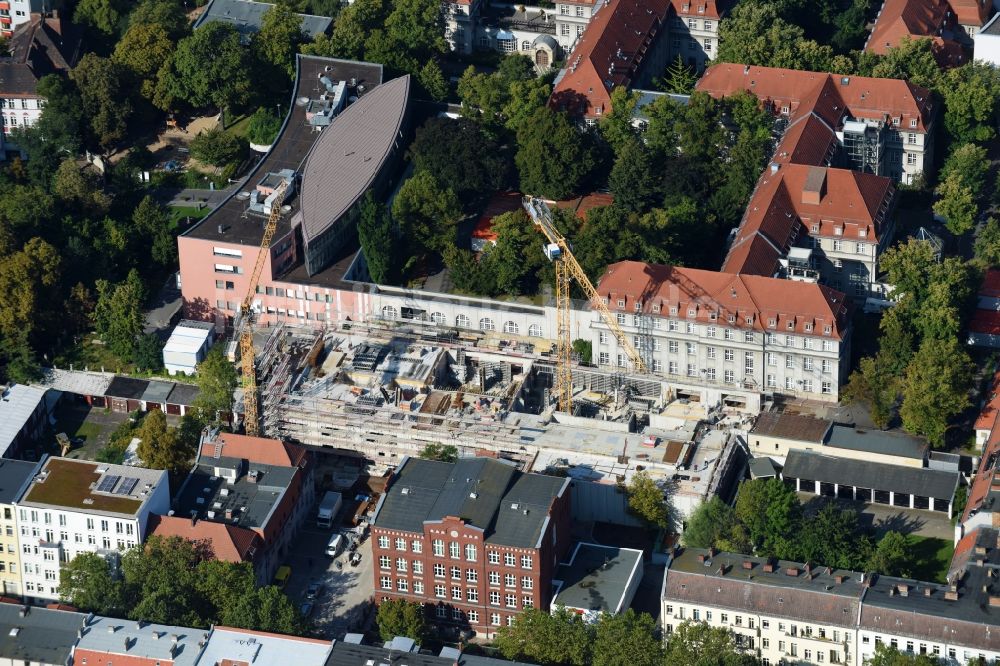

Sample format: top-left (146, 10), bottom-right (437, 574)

top-left (0, 0), bottom-right (999, 663)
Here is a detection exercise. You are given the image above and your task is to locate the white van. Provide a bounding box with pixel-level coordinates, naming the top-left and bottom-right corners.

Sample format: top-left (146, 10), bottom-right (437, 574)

top-left (325, 533), bottom-right (344, 558)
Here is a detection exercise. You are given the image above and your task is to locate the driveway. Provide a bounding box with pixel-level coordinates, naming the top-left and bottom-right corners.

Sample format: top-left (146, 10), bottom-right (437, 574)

top-left (799, 494), bottom-right (954, 540)
top-left (54, 402), bottom-right (131, 461)
top-left (283, 524), bottom-right (375, 640)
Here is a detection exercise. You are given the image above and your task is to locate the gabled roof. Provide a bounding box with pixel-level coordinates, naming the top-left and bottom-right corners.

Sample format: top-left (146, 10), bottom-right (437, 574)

top-left (200, 432), bottom-right (308, 468)
top-left (866, 0), bottom-right (951, 55)
top-left (148, 514), bottom-right (262, 563)
top-left (596, 260), bottom-right (851, 339)
top-left (0, 12), bottom-right (80, 96)
top-left (550, 0), bottom-right (671, 118)
top-left (950, 0), bottom-right (992, 26)
top-left (667, 0), bottom-right (721, 19)
top-left (751, 412), bottom-right (831, 443)
top-left (696, 64), bottom-right (935, 132)
top-left (0, 603), bottom-right (87, 665)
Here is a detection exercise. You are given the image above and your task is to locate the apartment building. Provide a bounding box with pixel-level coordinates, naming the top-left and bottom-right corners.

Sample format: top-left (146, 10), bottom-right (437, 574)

top-left (15, 458), bottom-right (169, 603)
top-left (591, 260), bottom-right (852, 403)
top-left (0, 459), bottom-right (40, 597)
top-left (723, 163), bottom-right (898, 303)
top-left (0, 11), bottom-right (80, 154)
top-left (2, 0), bottom-right (40, 36)
top-left (664, 548), bottom-right (865, 665)
top-left (172, 432), bottom-right (314, 583)
top-left (865, 0), bottom-right (967, 66)
top-left (444, 0), bottom-right (483, 54)
top-left (0, 602), bottom-right (88, 666)
top-left (666, 0), bottom-right (721, 70)
top-left (74, 616), bottom-right (209, 666)
top-left (696, 64), bottom-right (937, 185)
top-left (370, 456), bottom-right (571, 637)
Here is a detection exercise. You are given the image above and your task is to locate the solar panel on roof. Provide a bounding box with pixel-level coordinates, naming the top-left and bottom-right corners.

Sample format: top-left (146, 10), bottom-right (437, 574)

top-left (114, 477), bottom-right (139, 496)
top-left (96, 475), bottom-right (121, 493)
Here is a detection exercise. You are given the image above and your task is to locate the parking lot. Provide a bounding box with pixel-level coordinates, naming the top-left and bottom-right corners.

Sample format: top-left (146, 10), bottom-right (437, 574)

top-left (283, 522), bottom-right (375, 639)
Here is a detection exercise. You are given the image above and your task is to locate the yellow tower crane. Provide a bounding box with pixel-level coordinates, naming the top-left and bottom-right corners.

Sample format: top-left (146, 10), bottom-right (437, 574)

top-left (235, 180), bottom-right (289, 437)
top-left (522, 197), bottom-right (647, 414)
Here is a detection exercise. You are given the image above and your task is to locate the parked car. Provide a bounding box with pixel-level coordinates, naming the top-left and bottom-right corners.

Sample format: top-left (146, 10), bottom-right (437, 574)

top-left (299, 601), bottom-right (315, 617)
top-left (274, 565), bottom-right (292, 589)
top-left (305, 580), bottom-right (324, 599)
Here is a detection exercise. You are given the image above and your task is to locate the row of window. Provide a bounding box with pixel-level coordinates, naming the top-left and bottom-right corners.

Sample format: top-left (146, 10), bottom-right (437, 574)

top-left (602, 326), bottom-right (837, 352)
top-left (609, 311), bottom-right (838, 340)
top-left (19, 511), bottom-right (134, 536)
top-left (863, 635), bottom-right (982, 662)
top-left (670, 37), bottom-right (713, 53)
top-left (558, 4), bottom-right (587, 17)
top-left (376, 536), bottom-right (534, 569)
top-left (378, 557), bottom-right (535, 589)
top-left (681, 18), bottom-right (714, 30)
top-left (380, 307), bottom-right (545, 337)
top-left (0, 99), bottom-right (34, 109)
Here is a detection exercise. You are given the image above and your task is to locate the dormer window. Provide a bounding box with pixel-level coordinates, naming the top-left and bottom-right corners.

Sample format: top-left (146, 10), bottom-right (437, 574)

top-left (910, 119), bottom-right (917, 128)
top-left (787, 321), bottom-right (795, 330)
top-left (781, 106), bottom-right (789, 114)
top-left (811, 224), bottom-right (819, 232)
top-left (617, 299), bottom-right (626, 308)
top-left (859, 228), bottom-right (867, 238)
top-left (834, 227), bottom-right (843, 236)
top-left (603, 297), bottom-right (609, 305)
top-left (709, 312), bottom-right (717, 321)
top-left (634, 302), bottom-right (642, 312)
top-left (651, 305), bottom-right (660, 313)
top-left (824, 325), bottom-right (832, 335)
top-left (804, 323), bottom-right (813, 332)
top-left (670, 306), bottom-right (678, 315)
top-left (745, 316), bottom-right (753, 325)
top-left (891, 117), bottom-right (899, 126)
top-left (768, 318), bottom-right (776, 328)
top-left (728, 315), bottom-right (736, 323)
top-left (688, 308), bottom-right (696, 317)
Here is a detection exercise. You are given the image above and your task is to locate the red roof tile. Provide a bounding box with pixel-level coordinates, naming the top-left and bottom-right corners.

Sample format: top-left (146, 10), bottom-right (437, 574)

top-left (149, 514), bottom-right (262, 563)
top-left (696, 64), bottom-right (935, 133)
top-left (866, 0), bottom-right (951, 54)
top-left (969, 309), bottom-right (1000, 336)
top-left (667, 0), bottom-right (721, 19)
top-left (980, 270), bottom-right (1000, 299)
top-left (472, 191), bottom-right (524, 243)
top-left (597, 260), bottom-right (851, 339)
top-left (555, 192), bottom-right (615, 218)
top-left (200, 433), bottom-right (307, 468)
top-left (975, 370), bottom-right (1000, 432)
top-left (950, 0), bottom-right (992, 26)
top-left (551, 0), bottom-right (671, 118)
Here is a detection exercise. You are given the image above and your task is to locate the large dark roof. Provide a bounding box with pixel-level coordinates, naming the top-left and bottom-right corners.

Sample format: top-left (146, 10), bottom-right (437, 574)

top-left (751, 412), bottom-right (831, 443)
top-left (105, 376), bottom-right (149, 400)
top-left (184, 55), bottom-right (383, 247)
top-left (665, 548), bottom-right (865, 626)
top-left (782, 450), bottom-right (959, 501)
top-left (373, 457), bottom-right (567, 548)
top-left (553, 543), bottom-right (643, 613)
top-left (0, 459), bottom-right (38, 504)
top-left (0, 13), bottom-right (80, 96)
top-left (194, 0), bottom-right (332, 39)
top-left (0, 603), bottom-right (87, 664)
top-left (826, 425), bottom-right (927, 460)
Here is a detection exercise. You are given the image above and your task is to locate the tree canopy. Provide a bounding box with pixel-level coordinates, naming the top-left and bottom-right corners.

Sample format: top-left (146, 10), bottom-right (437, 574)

top-left (193, 347), bottom-right (238, 425)
top-left (627, 470), bottom-right (670, 529)
top-left (375, 599), bottom-right (427, 641)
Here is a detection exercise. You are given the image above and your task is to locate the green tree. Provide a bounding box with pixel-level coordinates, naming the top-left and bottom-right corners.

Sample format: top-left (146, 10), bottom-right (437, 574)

top-left (900, 337), bottom-right (973, 446)
top-left (479, 210), bottom-right (547, 297)
top-left (190, 128), bottom-right (246, 167)
top-left (417, 60), bottom-right (449, 102)
top-left (15, 75), bottom-right (85, 163)
top-left (0, 332), bottom-right (42, 384)
top-left (598, 87), bottom-right (641, 158)
top-left (58, 551), bottom-right (125, 615)
top-left (664, 621), bottom-right (757, 666)
top-left (113, 22), bottom-right (175, 101)
top-left (193, 346), bottom-right (238, 425)
top-left (682, 496), bottom-right (738, 549)
top-left (128, 0), bottom-right (191, 39)
top-left (358, 191), bottom-right (396, 284)
top-left (376, 598), bottom-right (427, 641)
top-left (592, 609), bottom-right (663, 666)
top-left (869, 37), bottom-right (942, 91)
top-left (716, 2), bottom-right (834, 71)
top-left (74, 0), bottom-right (127, 38)
top-left (933, 172), bottom-right (978, 236)
top-left (137, 409), bottom-right (196, 473)
top-left (974, 217), bottom-right (1000, 267)
top-left (733, 478), bottom-right (801, 558)
top-left (495, 606), bottom-right (593, 666)
top-left (627, 470), bottom-right (669, 529)
top-left (132, 195), bottom-right (176, 266)
top-left (941, 61), bottom-right (1000, 144)
top-left (418, 443), bottom-right (458, 462)
top-left (940, 143), bottom-right (990, 199)
top-left (609, 139), bottom-right (661, 213)
top-left (172, 22), bottom-right (252, 113)
top-left (255, 4), bottom-right (305, 78)
top-left (515, 107), bottom-right (595, 200)
top-left (843, 356), bottom-right (897, 429)
top-left (0, 238), bottom-right (62, 350)
top-left (246, 107), bottom-right (283, 146)
top-left (70, 54), bottom-right (134, 153)
top-left (797, 503), bottom-right (868, 569)
top-left (391, 170), bottom-right (463, 254)
top-left (880, 239), bottom-right (939, 308)
top-left (661, 55), bottom-right (697, 94)
top-left (868, 531), bottom-right (911, 577)
top-left (571, 339), bottom-right (593, 364)
top-left (52, 159), bottom-right (112, 214)
top-left (92, 272), bottom-right (145, 362)
top-left (133, 333), bottom-right (164, 371)
top-left (379, 0), bottom-right (446, 66)
top-left (502, 77), bottom-right (552, 134)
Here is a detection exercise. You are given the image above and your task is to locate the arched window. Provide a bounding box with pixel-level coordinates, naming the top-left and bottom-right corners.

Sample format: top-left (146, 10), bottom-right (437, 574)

top-left (480, 318), bottom-right (496, 331)
top-left (381, 305), bottom-right (397, 320)
top-left (528, 324), bottom-right (543, 338)
top-left (504, 321), bottom-right (519, 334)
top-left (430, 312), bottom-right (446, 325)
top-left (521, 40), bottom-right (530, 50)
top-left (456, 314), bottom-right (471, 328)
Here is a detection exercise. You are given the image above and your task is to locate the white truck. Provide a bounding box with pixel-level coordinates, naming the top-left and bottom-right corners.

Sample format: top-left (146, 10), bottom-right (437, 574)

top-left (317, 491), bottom-right (342, 529)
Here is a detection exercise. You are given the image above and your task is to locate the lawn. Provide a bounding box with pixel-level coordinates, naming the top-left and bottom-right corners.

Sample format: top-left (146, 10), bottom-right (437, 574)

top-left (224, 113), bottom-right (253, 138)
top-left (908, 535), bottom-right (954, 583)
top-left (53, 335), bottom-right (134, 375)
top-left (169, 204), bottom-right (212, 230)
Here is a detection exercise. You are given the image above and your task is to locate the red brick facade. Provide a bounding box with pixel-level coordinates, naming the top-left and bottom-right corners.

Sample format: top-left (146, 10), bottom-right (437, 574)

top-left (371, 491), bottom-right (571, 637)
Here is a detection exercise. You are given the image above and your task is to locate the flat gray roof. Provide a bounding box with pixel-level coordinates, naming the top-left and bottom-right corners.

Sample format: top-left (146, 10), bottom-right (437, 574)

top-left (299, 75), bottom-right (410, 246)
top-left (0, 384), bottom-right (47, 456)
top-left (0, 459), bottom-right (38, 504)
top-left (553, 543), bottom-right (643, 614)
top-left (175, 456), bottom-right (296, 529)
top-left (77, 616), bottom-right (207, 666)
top-left (782, 450), bottom-right (959, 501)
top-left (141, 380), bottom-right (174, 404)
top-left (0, 604), bottom-right (87, 664)
top-left (194, 0), bottom-right (332, 38)
top-left (826, 425), bottom-right (927, 460)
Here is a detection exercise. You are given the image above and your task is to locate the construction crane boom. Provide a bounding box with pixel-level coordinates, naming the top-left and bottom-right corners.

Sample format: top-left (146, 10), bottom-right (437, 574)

top-left (235, 181), bottom-right (289, 437)
top-left (523, 197), bottom-right (647, 413)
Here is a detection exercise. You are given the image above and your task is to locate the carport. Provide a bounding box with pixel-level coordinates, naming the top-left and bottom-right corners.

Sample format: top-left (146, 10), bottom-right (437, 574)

top-left (105, 376), bottom-right (150, 414)
top-left (781, 450), bottom-right (960, 518)
top-left (165, 383), bottom-right (199, 416)
top-left (141, 380), bottom-right (174, 411)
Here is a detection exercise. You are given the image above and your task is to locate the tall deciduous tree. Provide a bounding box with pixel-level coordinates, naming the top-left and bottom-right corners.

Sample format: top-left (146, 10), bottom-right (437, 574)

top-left (933, 171), bottom-right (978, 236)
top-left (592, 609), bottom-right (664, 666)
top-left (869, 37), bottom-right (942, 91)
top-left (682, 496), bottom-right (739, 549)
top-left (515, 107), bottom-right (595, 200)
top-left (843, 356), bottom-right (897, 429)
top-left (0, 238), bottom-right (62, 349)
top-left (940, 61), bottom-right (1000, 144)
top-left (58, 551), bottom-right (125, 616)
top-left (172, 22), bottom-right (252, 113)
top-left (128, 0), bottom-right (191, 39)
top-left (868, 531), bottom-right (911, 577)
top-left (627, 470), bottom-right (670, 529)
top-left (358, 191), bottom-right (396, 284)
top-left (391, 170), bottom-right (463, 254)
top-left (70, 54), bottom-right (134, 153)
top-left (664, 621), bottom-right (757, 666)
top-left (193, 347), bottom-right (238, 425)
top-left (975, 217), bottom-right (1000, 268)
top-left (495, 606), bottom-right (593, 666)
top-left (375, 599), bottom-right (427, 641)
top-left (900, 337), bottom-right (973, 446)
top-left (74, 0), bottom-right (127, 39)
top-left (733, 478), bottom-right (801, 558)
top-left (92, 271), bottom-right (145, 362)
top-left (136, 410), bottom-right (195, 473)
top-left (255, 4), bottom-right (305, 79)
top-left (716, 1), bottom-right (834, 71)
top-left (113, 22), bottom-right (175, 101)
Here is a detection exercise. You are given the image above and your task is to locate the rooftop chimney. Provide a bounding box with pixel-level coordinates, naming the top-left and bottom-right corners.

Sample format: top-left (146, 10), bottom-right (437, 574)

top-left (990, 596), bottom-right (1000, 607)
top-left (802, 166), bottom-right (827, 205)
top-left (944, 590), bottom-right (959, 601)
top-left (763, 562), bottom-right (776, 573)
top-left (742, 560), bottom-right (754, 570)
top-left (785, 567), bottom-right (799, 577)
top-left (897, 584), bottom-right (909, 597)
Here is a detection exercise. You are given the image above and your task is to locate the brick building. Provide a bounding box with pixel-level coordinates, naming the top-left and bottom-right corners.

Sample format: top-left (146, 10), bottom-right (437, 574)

top-left (370, 457), bottom-right (571, 637)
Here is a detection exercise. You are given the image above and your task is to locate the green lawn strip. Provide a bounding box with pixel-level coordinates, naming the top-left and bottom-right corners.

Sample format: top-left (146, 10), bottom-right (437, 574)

top-left (907, 535), bottom-right (954, 583)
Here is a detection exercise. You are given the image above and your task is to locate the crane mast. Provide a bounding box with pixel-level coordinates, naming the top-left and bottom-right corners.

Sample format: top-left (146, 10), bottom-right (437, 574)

top-left (522, 197), bottom-right (648, 414)
top-left (235, 181), bottom-right (289, 437)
